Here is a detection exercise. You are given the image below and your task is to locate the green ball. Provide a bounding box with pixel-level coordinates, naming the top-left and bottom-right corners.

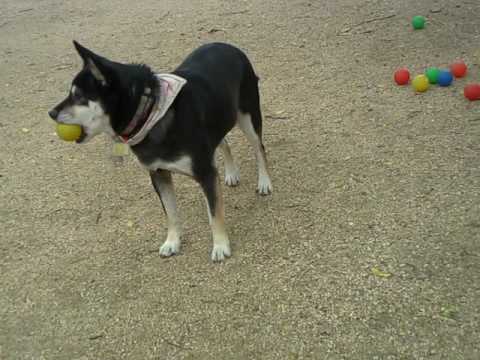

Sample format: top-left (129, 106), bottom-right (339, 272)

top-left (412, 15), bottom-right (426, 30)
top-left (425, 67), bottom-right (440, 84)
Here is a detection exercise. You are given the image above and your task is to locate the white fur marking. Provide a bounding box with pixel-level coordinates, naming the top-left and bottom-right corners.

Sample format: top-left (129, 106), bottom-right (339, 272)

top-left (237, 112), bottom-right (273, 194)
top-left (211, 241), bottom-right (231, 262)
top-left (56, 98), bottom-right (113, 143)
top-left (211, 214), bottom-right (231, 262)
top-left (151, 172), bottom-right (181, 257)
top-left (159, 234), bottom-right (181, 257)
top-left (219, 140), bottom-right (240, 186)
top-left (225, 168), bottom-right (240, 187)
top-left (146, 156), bottom-right (193, 176)
top-left (87, 59), bottom-right (107, 84)
top-left (257, 173), bottom-right (273, 195)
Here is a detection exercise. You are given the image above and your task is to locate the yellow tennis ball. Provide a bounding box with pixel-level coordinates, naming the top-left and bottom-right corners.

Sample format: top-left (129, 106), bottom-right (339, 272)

top-left (56, 123), bottom-right (82, 141)
top-left (412, 74), bottom-right (429, 92)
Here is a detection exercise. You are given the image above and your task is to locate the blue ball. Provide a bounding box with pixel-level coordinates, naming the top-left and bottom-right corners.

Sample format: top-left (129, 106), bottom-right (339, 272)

top-left (437, 70), bottom-right (453, 87)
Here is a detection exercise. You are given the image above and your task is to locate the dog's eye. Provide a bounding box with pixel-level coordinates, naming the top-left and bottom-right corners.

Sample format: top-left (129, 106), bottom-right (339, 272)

top-left (71, 91), bottom-right (87, 103)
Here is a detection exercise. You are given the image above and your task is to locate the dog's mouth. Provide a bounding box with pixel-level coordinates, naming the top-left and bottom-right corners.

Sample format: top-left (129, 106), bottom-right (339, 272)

top-left (75, 128), bottom-right (87, 143)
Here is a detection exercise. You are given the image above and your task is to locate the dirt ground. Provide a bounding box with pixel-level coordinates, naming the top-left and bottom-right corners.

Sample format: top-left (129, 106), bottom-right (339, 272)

top-left (1, 0), bottom-right (479, 359)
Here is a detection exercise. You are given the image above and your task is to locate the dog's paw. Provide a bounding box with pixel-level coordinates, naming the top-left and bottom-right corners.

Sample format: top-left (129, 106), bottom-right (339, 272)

top-left (211, 243), bottom-right (231, 262)
top-left (159, 239), bottom-right (180, 257)
top-left (225, 167), bottom-right (240, 187)
top-left (257, 175), bottom-right (273, 195)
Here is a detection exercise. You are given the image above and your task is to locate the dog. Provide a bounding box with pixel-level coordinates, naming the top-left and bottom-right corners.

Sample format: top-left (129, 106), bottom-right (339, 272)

top-left (49, 41), bottom-right (273, 262)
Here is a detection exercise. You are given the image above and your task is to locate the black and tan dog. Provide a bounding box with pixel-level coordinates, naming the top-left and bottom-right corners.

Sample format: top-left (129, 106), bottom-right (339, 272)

top-left (49, 41), bottom-right (272, 261)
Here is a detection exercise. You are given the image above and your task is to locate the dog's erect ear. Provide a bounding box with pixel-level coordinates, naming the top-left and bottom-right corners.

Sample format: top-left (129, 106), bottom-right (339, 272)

top-left (73, 40), bottom-right (109, 85)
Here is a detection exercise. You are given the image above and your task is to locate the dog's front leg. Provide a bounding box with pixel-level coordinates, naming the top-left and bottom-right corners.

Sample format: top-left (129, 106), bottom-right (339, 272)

top-left (198, 169), bottom-right (231, 262)
top-left (150, 170), bottom-right (181, 257)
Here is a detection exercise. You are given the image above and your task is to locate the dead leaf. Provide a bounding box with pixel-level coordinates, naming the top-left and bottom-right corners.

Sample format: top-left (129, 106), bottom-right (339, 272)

top-left (440, 306), bottom-right (458, 320)
top-left (371, 267), bottom-right (392, 278)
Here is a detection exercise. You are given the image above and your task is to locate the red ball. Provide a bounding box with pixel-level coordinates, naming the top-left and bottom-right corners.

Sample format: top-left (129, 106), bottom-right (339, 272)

top-left (394, 68), bottom-right (410, 85)
top-left (450, 61), bottom-right (467, 78)
top-left (464, 84), bottom-right (480, 101)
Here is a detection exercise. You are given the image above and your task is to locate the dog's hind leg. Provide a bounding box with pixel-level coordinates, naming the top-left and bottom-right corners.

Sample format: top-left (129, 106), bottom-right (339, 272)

top-left (238, 70), bottom-right (272, 195)
top-left (218, 139), bottom-right (240, 187)
top-left (237, 111), bottom-right (273, 195)
top-left (197, 168), bottom-right (231, 262)
top-left (150, 170), bottom-right (181, 257)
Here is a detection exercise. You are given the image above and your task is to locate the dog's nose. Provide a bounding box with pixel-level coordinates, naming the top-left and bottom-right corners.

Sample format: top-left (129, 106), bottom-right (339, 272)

top-left (48, 109), bottom-right (58, 120)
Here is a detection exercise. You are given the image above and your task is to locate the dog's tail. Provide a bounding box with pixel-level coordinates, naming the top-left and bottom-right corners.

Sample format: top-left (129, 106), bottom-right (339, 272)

top-left (239, 58), bottom-right (263, 138)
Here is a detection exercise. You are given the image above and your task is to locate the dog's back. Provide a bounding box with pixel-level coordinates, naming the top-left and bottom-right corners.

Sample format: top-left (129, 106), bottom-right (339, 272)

top-left (174, 42), bottom-right (258, 95)
top-left (170, 42), bottom-right (262, 149)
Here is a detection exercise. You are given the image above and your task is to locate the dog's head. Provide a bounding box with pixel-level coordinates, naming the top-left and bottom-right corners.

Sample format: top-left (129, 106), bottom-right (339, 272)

top-left (50, 41), bottom-right (159, 143)
top-left (48, 41), bottom-right (121, 143)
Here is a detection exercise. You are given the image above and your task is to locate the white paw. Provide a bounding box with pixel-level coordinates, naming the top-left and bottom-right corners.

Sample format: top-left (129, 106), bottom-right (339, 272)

top-left (159, 239), bottom-right (180, 257)
top-left (211, 243), bottom-right (231, 262)
top-left (225, 167), bottom-right (240, 187)
top-left (257, 175), bottom-right (273, 195)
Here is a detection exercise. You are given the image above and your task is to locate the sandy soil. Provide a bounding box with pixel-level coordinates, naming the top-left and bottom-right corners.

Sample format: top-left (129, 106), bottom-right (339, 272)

top-left (1, 0), bottom-right (479, 359)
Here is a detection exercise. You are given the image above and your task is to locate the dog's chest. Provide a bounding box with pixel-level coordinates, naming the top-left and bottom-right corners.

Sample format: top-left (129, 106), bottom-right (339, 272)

top-left (143, 156), bottom-right (193, 176)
